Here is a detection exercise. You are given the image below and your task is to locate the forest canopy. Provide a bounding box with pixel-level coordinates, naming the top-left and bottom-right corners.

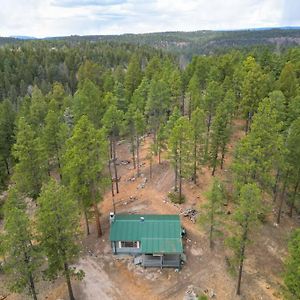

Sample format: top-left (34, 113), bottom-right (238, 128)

top-left (0, 37), bottom-right (300, 299)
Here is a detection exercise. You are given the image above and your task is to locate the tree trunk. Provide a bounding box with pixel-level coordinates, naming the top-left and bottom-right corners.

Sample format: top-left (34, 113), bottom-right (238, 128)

top-left (158, 148), bottom-right (161, 164)
top-left (130, 135), bottom-right (136, 169)
top-left (174, 153), bottom-right (178, 192)
top-left (4, 158), bottom-right (10, 175)
top-left (109, 137), bottom-right (113, 159)
top-left (181, 94), bottom-right (185, 116)
top-left (220, 144), bottom-right (226, 170)
top-left (209, 205), bottom-right (214, 250)
top-left (179, 142), bottom-right (182, 203)
top-left (24, 251), bottom-right (38, 300)
top-left (93, 202), bottom-right (102, 237)
top-left (136, 135), bottom-right (140, 177)
top-left (108, 160), bottom-right (114, 197)
top-left (245, 116), bottom-right (249, 134)
top-left (29, 273), bottom-right (38, 300)
top-left (211, 152), bottom-right (218, 176)
top-left (64, 262), bottom-right (75, 300)
top-left (245, 111), bottom-right (252, 134)
top-left (112, 136), bottom-right (119, 194)
top-left (236, 217), bottom-right (249, 295)
top-left (47, 160), bottom-right (51, 177)
top-left (204, 114), bottom-right (212, 158)
top-left (273, 169), bottom-right (280, 203)
top-left (83, 208), bottom-right (90, 236)
top-left (289, 176), bottom-right (299, 217)
top-left (193, 139), bottom-right (197, 184)
top-left (57, 155), bottom-right (63, 181)
top-left (276, 173), bottom-right (288, 224)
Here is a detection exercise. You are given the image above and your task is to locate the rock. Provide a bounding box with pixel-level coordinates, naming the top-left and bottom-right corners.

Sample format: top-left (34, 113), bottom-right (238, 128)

top-left (137, 183), bottom-right (145, 189)
top-left (208, 289), bottom-right (216, 298)
top-left (184, 285), bottom-right (197, 300)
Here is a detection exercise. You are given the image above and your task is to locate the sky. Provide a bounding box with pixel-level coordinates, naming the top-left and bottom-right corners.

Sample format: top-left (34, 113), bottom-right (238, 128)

top-left (0, 0), bottom-right (299, 38)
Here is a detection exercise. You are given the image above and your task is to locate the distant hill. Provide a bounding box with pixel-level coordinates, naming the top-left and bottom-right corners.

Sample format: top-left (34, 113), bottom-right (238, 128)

top-left (0, 36), bottom-right (19, 46)
top-left (10, 35), bottom-right (37, 40)
top-left (1, 28), bottom-right (300, 57)
top-left (48, 28), bottom-right (300, 58)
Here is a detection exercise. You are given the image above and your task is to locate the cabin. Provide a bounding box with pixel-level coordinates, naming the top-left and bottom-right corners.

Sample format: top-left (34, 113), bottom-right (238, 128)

top-left (109, 213), bottom-right (183, 268)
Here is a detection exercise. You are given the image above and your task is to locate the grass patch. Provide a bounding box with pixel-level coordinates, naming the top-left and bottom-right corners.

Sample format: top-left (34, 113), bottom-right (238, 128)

top-left (168, 192), bottom-right (185, 204)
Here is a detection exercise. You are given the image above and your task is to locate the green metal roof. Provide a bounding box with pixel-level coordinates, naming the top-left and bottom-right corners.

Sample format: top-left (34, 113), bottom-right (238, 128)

top-left (109, 214), bottom-right (183, 254)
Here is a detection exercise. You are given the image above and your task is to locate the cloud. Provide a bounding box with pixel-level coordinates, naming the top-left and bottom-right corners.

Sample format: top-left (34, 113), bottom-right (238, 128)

top-left (51, 0), bottom-right (126, 7)
top-left (282, 0), bottom-right (300, 25)
top-left (0, 0), bottom-right (298, 38)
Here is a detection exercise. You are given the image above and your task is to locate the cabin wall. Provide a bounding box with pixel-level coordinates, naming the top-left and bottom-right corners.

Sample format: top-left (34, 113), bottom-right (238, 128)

top-left (111, 241), bottom-right (141, 255)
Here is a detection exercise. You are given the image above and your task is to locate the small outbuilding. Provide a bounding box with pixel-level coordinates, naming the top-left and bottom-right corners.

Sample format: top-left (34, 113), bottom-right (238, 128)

top-left (109, 213), bottom-right (183, 268)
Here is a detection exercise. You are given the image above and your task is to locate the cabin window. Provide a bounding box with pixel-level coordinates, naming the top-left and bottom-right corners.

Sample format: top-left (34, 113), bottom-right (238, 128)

top-left (120, 241), bottom-right (138, 248)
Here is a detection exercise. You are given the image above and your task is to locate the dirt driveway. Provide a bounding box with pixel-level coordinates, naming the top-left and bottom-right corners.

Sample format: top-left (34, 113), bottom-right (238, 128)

top-left (74, 257), bottom-right (121, 300)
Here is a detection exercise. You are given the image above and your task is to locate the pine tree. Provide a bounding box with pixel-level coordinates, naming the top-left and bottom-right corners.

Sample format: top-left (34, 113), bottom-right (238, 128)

top-left (124, 54), bottom-right (142, 100)
top-left (43, 105), bottom-right (68, 179)
top-left (131, 78), bottom-right (149, 113)
top-left (77, 60), bottom-right (103, 87)
top-left (134, 109), bottom-right (146, 177)
top-left (29, 86), bottom-right (48, 133)
top-left (113, 81), bottom-right (127, 112)
top-left (288, 95), bottom-right (300, 126)
top-left (63, 116), bottom-right (108, 237)
top-left (187, 73), bottom-right (201, 118)
top-left (0, 99), bottom-right (15, 177)
top-left (198, 178), bottom-right (225, 249)
top-left (102, 105), bottom-right (124, 193)
top-left (3, 188), bottom-right (41, 300)
top-left (154, 126), bottom-right (165, 164)
top-left (226, 183), bottom-right (263, 295)
top-left (73, 79), bottom-right (105, 129)
top-left (13, 117), bottom-right (47, 199)
top-left (240, 56), bottom-right (270, 133)
top-left (145, 79), bottom-right (171, 141)
top-left (103, 71), bottom-right (115, 94)
top-left (124, 104), bottom-right (137, 169)
top-left (284, 118), bottom-right (300, 217)
top-left (169, 69), bottom-right (183, 110)
top-left (284, 229), bottom-right (300, 300)
top-left (190, 107), bottom-right (205, 184)
top-left (168, 117), bottom-right (193, 202)
top-left (202, 80), bottom-right (223, 157)
top-left (210, 101), bottom-right (231, 176)
top-left (36, 179), bottom-right (83, 300)
top-left (144, 56), bottom-right (162, 80)
top-left (232, 95), bottom-right (284, 192)
top-left (278, 62), bottom-right (298, 101)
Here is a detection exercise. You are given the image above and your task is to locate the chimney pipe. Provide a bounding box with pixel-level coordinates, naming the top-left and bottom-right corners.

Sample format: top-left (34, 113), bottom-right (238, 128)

top-left (110, 212), bottom-right (115, 224)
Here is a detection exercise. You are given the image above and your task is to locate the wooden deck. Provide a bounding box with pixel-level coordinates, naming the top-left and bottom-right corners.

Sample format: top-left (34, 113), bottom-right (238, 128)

top-left (141, 254), bottom-right (180, 268)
